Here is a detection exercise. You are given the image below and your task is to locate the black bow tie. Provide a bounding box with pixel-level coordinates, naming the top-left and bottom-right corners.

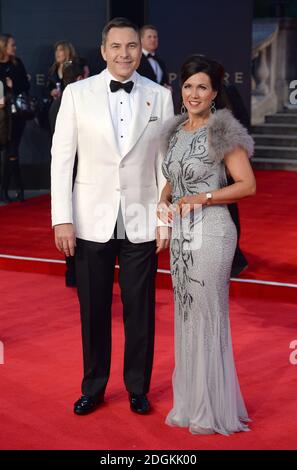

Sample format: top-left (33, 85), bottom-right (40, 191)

top-left (146, 53), bottom-right (155, 59)
top-left (110, 80), bottom-right (134, 94)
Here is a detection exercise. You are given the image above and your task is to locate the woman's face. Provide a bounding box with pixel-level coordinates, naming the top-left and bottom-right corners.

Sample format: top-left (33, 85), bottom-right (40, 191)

top-left (182, 72), bottom-right (217, 116)
top-left (55, 45), bottom-right (67, 64)
top-left (7, 37), bottom-right (17, 57)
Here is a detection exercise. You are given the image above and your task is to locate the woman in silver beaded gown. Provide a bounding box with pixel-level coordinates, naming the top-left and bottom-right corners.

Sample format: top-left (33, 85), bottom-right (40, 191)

top-left (158, 56), bottom-right (256, 436)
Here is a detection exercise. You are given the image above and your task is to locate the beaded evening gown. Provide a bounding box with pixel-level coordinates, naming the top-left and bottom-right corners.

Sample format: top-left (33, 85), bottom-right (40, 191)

top-left (162, 123), bottom-right (250, 435)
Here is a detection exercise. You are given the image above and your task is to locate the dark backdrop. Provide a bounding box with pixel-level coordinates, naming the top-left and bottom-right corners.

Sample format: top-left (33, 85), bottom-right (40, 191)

top-left (0, 0), bottom-right (108, 188)
top-left (148, 0), bottom-right (253, 114)
top-left (108, 0), bottom-right (148, 25)
top-left (0, 0), bottom-right (253, 189)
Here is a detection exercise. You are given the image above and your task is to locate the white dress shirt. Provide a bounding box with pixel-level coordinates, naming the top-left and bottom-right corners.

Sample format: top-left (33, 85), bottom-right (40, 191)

top-left (105, 68), bottom-right (137, 157)
top-left (142, 49), bottom-right (163, 84)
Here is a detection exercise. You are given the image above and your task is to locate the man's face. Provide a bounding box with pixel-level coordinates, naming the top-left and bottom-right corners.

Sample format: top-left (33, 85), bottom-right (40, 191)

top-left (141, 29), bottom-right (158, 53)
top-left (101, 27), bottom-right (141, 81)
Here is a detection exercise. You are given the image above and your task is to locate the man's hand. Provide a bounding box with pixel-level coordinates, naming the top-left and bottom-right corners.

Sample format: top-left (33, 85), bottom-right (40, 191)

top-left (156, 226), bottom-right (171, 254)
top-left (54, 223), bottom-right (76, 257)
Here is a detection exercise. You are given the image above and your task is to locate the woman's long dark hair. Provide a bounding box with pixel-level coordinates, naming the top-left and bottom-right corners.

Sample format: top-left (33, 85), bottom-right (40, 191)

top-left (49, 41), bottom-right (77, 76)
top-left (180, 54), bottom-right (228, 111)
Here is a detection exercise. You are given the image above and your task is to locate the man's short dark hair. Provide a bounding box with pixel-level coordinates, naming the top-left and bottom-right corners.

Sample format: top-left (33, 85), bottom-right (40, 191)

top-left (140, 25), bottom-right (158, 37)
top-left (101, 17), bottom-right (140, 46)
top-left (63, 58), bottom-right (85, 86)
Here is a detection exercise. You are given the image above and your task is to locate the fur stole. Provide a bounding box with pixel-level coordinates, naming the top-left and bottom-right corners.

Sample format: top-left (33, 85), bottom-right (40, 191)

top-left (159, 108), bottom-right (254, 164)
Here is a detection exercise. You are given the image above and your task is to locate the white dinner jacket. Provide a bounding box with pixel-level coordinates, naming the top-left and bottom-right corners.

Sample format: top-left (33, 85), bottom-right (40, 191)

top-left (51, 70), bottom-right (174, 243)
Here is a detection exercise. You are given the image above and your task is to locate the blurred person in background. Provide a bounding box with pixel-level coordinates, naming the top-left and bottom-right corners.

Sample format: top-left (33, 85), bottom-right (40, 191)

top-left (47, 41), bottom-right (77, 101)
top-left (49, 58), bottom-right (88, 134)
top-left (0, 33), bottom-right (30, 203)
top-left (49, 58), bottom-right (86, 288)
top-left (137, 25), bottom-right (170, 88)
top-left (223, 82), bottom-right (251, 277)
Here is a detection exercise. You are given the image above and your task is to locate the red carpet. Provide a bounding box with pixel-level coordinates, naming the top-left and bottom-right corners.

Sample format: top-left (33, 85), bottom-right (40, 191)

top-left (0, 170), bottom-right (296, 285)
top-left (0, 269), bottom-right (297, 450)
top-left (0, 170), bottom-right (296, 449)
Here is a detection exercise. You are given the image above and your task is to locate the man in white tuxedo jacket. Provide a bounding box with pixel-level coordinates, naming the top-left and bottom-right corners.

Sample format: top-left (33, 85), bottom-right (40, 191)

top-left (51, 18), bottom-right (174, 415)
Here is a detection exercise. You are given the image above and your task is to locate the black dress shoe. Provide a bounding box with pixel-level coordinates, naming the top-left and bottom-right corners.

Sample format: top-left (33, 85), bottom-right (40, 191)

top-left (129, 393), bottom-right (150, 414)
top-left (73, 395), bottom-right (103, 415)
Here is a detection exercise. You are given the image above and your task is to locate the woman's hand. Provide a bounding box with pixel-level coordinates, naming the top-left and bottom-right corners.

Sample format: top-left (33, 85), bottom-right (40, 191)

top-left (157, 200), bottom-right (175, 224)
top-left (51, 88), bottom-right (61, 99)
top-left (177, 194), bottom-right (206, 218)
top-left (156, 226), bottom-right (172, 254)
top-left (6, 77), bottom-right (13, 89)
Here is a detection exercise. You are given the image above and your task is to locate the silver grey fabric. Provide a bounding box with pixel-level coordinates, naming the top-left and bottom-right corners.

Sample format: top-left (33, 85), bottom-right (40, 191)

top-left (159, 108), bottom-right (254, 163)
top-left (162, 123), bottom-right (250, 435)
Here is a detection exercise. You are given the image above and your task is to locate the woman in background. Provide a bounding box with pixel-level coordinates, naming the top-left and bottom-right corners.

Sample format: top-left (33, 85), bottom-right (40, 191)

top-left (0, 33), bottom-right (30, 202)
top-left (47, 41), bottom-right (76, 100)
top-left (49, 59), bottom-right (86, 288)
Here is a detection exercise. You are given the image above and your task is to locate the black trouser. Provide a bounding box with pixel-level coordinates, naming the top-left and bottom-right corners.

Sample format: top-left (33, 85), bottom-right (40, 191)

top-left (7, 114), bottom-right (26, 158)
top-left (1, 115), bottom-right (26, 196)
top-left (228, 201), bottom-right (248, 275)
top-left (75, 228), bottom-right (157, 399)
top-left (227, 174), bottom-right (248, 276)
top-left (1, 156), bottom-right (23, 192)
top-left (65, 255), bottom-right (76, 284)
top-left (64, 155), bottom-right (78, 283)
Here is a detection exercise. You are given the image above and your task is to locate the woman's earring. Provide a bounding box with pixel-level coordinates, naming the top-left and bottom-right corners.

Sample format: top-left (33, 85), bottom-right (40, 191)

top-left (211, 100), bottom-right (216, 113)
top-left (181, 103), bottom-right (186, 115)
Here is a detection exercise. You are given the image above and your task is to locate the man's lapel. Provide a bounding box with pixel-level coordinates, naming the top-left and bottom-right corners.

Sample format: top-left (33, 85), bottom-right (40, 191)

top-left (89, 73), bottom-right (119, 156)
top-left (122, 76), bottom-right (155, 158)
